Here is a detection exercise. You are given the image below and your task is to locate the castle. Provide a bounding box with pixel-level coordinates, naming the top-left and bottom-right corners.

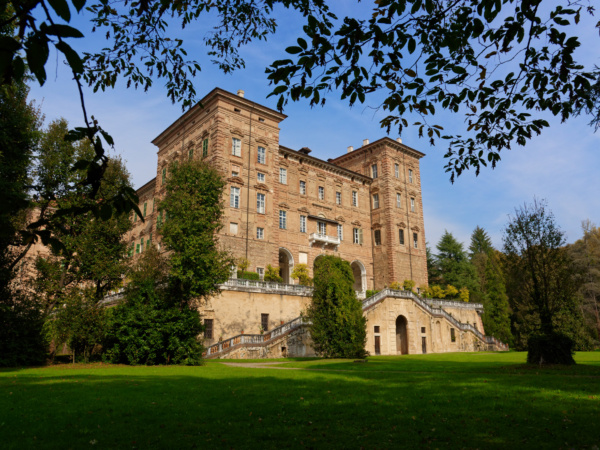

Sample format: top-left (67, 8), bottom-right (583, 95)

top-left (126, 87), bottom-right (506, 358)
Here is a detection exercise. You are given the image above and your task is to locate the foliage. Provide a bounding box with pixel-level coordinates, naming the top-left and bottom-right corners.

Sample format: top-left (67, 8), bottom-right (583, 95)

top-left (418, 286), bottom-right (431, 298)
top-left (445, 285), bottom-right (459, 299)
top-left (433, 231), bottom-right (481, 300)
top-left (527, 333), bottom-right (575, 365)
top-left (568, 221), bottom-right (600, 346)
top-left (103, 247), bottom-right (204, 365)
top-left (264, 264), bottom-right (283, 283)
top-left (503, 200), bottom-right (587, 360)
top-left (307, 255), bottom-right (367, 358)
top-left (366, 289), bottom-right (380, 298)
top-left (0, 291), bottom-right (47, 367)
top-left (429, 285), bottom-right (446, 299)
top-left (389, 281), bottom-right (402, 290)
top-left (159, 160), bottom-right (233, 303)
top-left (291, 263), bottom-right (313, 286)
top-left (46, 288), bottom-right (106, 363)
top-left (459, 287), bottom-right (470, 302)
top-left (402, 279), bottom-right (415, 292)
top-left (237, 271), bottom-right (260, 281)
top-left (267, 0), bottom-right (599, 181)
top-left (237, 258), bottom-right (250, 273)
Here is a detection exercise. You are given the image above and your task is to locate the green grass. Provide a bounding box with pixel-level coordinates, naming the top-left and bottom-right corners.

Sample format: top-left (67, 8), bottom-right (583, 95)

top-left (1, 352), bottom-right (599, 449)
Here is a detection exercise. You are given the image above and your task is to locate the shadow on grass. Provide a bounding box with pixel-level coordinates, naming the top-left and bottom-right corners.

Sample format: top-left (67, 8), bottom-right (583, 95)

top-left (1, 360), bottom-right (599, 449)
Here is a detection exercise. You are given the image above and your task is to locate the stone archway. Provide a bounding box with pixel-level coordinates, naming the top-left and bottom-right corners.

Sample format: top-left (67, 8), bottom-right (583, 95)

top-left (350, 260), bottom-right (367, 293)
top-left (278, 248), bottom-right (294, 284)
top-left (396, 315), bottom-right (409, 355)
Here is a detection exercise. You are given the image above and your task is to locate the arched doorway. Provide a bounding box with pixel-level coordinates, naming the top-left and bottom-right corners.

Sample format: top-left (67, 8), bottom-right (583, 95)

top-left (279, 248), bottom-right (294, 284)
top-left (350, 260), bottom-right (366, 293)
top-left (396, 315), bottom-right (409, 355)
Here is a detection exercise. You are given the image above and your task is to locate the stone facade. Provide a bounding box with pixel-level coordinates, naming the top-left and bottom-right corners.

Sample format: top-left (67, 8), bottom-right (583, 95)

top-left (127, 87), bottom-right (428, 293)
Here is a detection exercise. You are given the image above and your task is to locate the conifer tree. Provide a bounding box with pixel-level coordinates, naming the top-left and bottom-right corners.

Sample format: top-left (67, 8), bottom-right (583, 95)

top-left (307, 255), bottom-right (367, 359)
top-left (434, 231), bottom-right (480, 298)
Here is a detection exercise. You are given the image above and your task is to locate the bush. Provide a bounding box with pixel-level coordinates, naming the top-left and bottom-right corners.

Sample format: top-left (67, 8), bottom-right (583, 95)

top-left (389, 281), bottom-right (402, 290)
top-left (527, 333), bottom-right (575, 365)
top-left (264, 264), bottom-right (283, 283)
top-left (237, 270), bottom-right (260, 281)
top-left (291, 263), bottom-right (313, 286)
top-left (366, 289), bottom-right (380, 298)
top-left (403, 280), bottom-right (416, 291)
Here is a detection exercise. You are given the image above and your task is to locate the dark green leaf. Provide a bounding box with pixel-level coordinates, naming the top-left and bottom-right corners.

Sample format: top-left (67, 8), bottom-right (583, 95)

top-left (48, 0), bottom-right (71, 22)
top-left (55, 41), bottom-right (84, 74)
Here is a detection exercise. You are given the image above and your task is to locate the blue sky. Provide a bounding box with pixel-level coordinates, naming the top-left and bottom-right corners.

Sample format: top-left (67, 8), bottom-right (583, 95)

top-left (28, 2), bottom-right (600, 251)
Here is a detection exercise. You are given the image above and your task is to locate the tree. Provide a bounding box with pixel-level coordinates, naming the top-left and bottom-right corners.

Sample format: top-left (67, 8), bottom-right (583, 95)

top-left (503, 200), bottom-right (586, 364)
top-left (159, 160), bottom-right (234, 304)
top-left (3, 1), bottom-right (599, 185)
top-left (567, 221), bottom-right (600, 345)
top-left (434, 230), bottom-right (481, 297)
top-left (468, 226), bottom-right (512, 343)
top-left (307, 255), bottom-right (367, 358)
top-left (103, 246), bottom-right (204, 365)
top-left (264, 264), bottom-right (283, 283)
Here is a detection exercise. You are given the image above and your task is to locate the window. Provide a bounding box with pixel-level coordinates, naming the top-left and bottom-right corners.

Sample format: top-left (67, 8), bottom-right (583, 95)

top-left (257, 227), bottom-right (264, 239)
top-left (232, 137), bottom-right (241, 156)
top-left (231, 165), bottom-right (240, 177)
top-left (204, 319), bottom-right (214, 339)
top-left (371, 164), bottom-right (378, 179)
top-left (279, 210), bottom-right (287, 229)
top-left (337, 224), bottom-right (343, 241)
top-left (450, 328), bottom-right (456, 342)
top-left (336, 191), bottom-right (341, 205)
top-left (374, 326), bottom-right (380, 333)
top-left (413, 232), bottom-right (419, 249)
top-left (318, 221), bottom-right (326, 235)
top-left (157, 210), bottom-right (163, 228)
top-left (374, 229), bottom-right (382, 246)
top-left (396, 193), bottom-right (402, 208)
top-left (257, 172), bottom-right (265, 183)
top-left (261, 313), bottom-right (269, 332)
top-left (409, 169), bottom-right (413, 183)
top-left (140, 237), bottom-right (144, 253)
top-left (202, 138), bottom-right (208, 157)
top-left (189, 147), bottom-right (194, 159)
top-left (299, 180), bottom-right (306, 195)
top-left (257, 193), bottom-right (265, 214)
top-left (399, 229), bottom-right (405, 245)
top-left (411, 197), bottom-right (415, 212)
top-left (279, 167), bottom-right (287, 184)
top-left (143, 202), bottom-right (147, 217)
top-left (133, 211), bottom-right (137, 223)
top-left (353, 228), bottom-right (363, 244)
top-left (136, 243), bottom-right (140, 254)
top-left (230, 222), bottom-right (238, 235)
top-left (257, 267), bottom-right (264, 280)
top-left (318, 186), bottom-right (324, 200)
top-left (257, 146), bottom-right (266, 164)
top-left (230, 186), bottom-right (240, 208)
top-left (352, 191), bottom-right (358, 207)
top-left (300, 215), bottom-right (306, 233)
top-left (128, 244), bottom-right (134, 258)
top-left (161, 167), bottom-right (167, 185)
top-left (372, 193), bottom-right (380, 209)
top-left (421, 327), bottom-right (426, 333)
top-left (395, 163), bottom-right (399, 178)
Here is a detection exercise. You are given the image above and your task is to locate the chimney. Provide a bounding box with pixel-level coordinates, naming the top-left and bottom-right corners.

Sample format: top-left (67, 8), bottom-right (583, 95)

top-left (397, 137), bottom-right (403, 144)
top-left (347, 146), bottom-right (354, 153)
top-left (362, 139), bottom-right (369, 146)
top-left (237, 89), bottom-right (245, 98)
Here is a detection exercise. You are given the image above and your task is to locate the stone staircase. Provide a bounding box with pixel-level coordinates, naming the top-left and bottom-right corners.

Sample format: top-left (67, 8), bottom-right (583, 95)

top-left (203, 289), bottom-right (508, 359)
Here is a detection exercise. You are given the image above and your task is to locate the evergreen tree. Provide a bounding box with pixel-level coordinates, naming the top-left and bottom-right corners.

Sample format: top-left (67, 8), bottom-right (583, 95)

top-left (307, 255), bottom-right (367, 359)
top-left (434, 231), bottom-right (480, 298)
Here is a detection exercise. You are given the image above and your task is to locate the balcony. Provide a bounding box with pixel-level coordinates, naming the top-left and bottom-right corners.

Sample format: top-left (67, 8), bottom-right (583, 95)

top-left (309, 232), bottom-right (340, 249)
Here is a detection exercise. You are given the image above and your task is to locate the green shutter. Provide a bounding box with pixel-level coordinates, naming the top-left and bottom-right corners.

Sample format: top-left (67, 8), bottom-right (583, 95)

top-left (136, 244), bottom-right (140, 254)
top-left (143, 202), bottom-right (147, 217)
top-left (140, 238), bottom-right (144, 252)
top-left (203, 138), bottom-right (208, 157)
top-left (189, 147), bottom-right (194, 159)
top-left (162, 167), bottom-right (167, 185)
top-left (359, 228), bottom-right (364, 245)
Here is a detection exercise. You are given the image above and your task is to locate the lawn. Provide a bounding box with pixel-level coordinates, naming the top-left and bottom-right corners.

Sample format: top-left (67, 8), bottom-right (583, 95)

top-left (1, 352), bottom-right (599, 449)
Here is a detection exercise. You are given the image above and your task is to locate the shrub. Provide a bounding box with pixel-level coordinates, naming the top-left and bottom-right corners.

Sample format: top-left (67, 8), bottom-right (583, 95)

top-left (527, 333), bottom-right (575, 365)
top-left (366, 289), bottom-right (380, 298)
top-left (445, 285), bottom-right (459, 298)
top-left (430, 285), bottom-right (446, 298)
top-left (237, 270), bottom-right (260, 281)
top-left (419, 286), bottom-right (432, 298)
top-left (459, 287), bottom-right (470, 302)
top-left (291, 263), bottom-right (313, 286)
top-left (403, 280), bottom-right (416, 292)
top-left (389, 281), bottom-right (402, 290)
top-left (264, 264), bottom-right (283, 283)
